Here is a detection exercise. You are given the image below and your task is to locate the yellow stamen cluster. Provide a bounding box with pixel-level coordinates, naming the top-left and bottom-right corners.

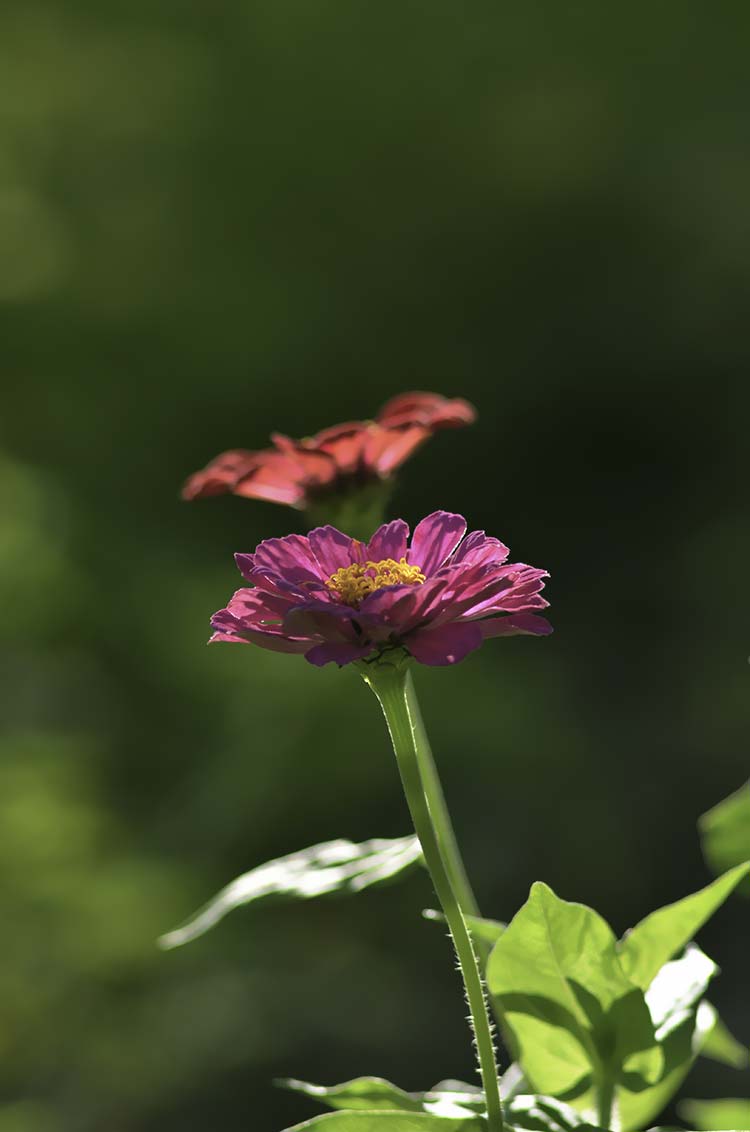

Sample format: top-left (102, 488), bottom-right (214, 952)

top-left (326, 557), bottom-right (425, 606)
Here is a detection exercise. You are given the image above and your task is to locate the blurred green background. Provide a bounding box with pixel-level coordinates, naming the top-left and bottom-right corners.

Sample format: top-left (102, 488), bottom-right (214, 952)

top-left (1, 3), bottom-right (748, 1129)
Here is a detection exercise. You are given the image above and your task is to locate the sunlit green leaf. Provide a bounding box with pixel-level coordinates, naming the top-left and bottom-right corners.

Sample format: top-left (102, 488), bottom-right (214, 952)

top-left (645, 945), bottom-right (717, 1042)
top-left (485, 881), bottom-right (745, 1130)
top-left (284, 1113), bottom-right (483, 1131)
top-left (679, 1097), bottom-right (750, 1130)
top-left (281, 1079), bottom-right (424, 1114)
top-left (617, 864), bottom-right (750, 989)
top-left (616, 947), bottom-right (718, 1131)
top-left (486, 882), bottom-right (661, 1100)
top-left (284, 1113), bottom-right (609, 1132)
top-left (699, 782), bottom-right (750, 896)
top-left (158, 835), bottom-right (421, 948)
top-left (280, 1076), bottom-right (602, 1130)
top-left (698, 1003), bottom-right (749, 1069)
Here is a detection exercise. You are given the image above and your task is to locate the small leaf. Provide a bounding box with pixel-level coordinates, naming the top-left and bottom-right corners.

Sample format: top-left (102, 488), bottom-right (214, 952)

top-left (281, 1079), bottom-right (424, 1114)
top-left (422, 909), bottom-right (506, 947)
top-left (679, 1097), bottom-right (750, 1130)
top-left (699, 782), bottom-right (750, 895)
top-left (616, 947), bottom-right (719, 1131)
top-left (697, 1004), bottom-right (749, 1069)
top-left (158, 835), bottom-right (421, 948)
top-left (617, 863), bottom-right (750, 990)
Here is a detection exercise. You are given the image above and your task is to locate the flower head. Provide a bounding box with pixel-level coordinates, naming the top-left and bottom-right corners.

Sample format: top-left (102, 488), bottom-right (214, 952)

top-left (210, 511), bottom-right (551, 667)
top-left (182, 392), bottom-right (476, 509)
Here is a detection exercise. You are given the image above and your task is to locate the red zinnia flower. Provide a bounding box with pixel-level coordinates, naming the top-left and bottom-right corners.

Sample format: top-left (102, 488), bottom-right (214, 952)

top-left (182, 391), bottom-right (476, 509)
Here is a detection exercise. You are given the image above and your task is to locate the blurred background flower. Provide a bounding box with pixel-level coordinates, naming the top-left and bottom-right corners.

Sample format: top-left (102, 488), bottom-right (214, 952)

top-left (1, 3), bottom-right (748, 1130)
top-left (182, 391), bottom-right (476, 539)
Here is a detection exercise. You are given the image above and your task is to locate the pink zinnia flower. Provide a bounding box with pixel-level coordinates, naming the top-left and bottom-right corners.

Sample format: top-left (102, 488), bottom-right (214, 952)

top-left (210, 511), bottom-right (551, 667)
top-left (182, 392), bottom-right (476, 508)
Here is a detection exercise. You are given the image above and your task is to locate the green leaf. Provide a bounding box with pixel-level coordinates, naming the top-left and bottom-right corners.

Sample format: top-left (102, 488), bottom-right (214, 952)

top-left (281, 1079), bottom-right (424, 1114)
top-left (698, 1004), bottom-right (749, 1069)
top-left (281, 1077), bottom-right (603, 1131)
top-left (486, 882), bottom-right (661, 1099)
top-left (699, 782), bottom-right (750, 895)
top-left (283, 1113), bottom-right (609, 1132)
top-left (485, 884), bottom-right (740, 1130)
top-left (158, 835), bottom-right (421, 949)
top-left (422, 909), bottom-right (506, 948)
top-left (616, 946), bottom-right (718, 1131)
top-left (644, 945), bottom-right (718, 1041)
top-left (284, 1113), bottom-right (483, 1131)
top-left (507, 1094), bottom-right (595, 1130)
top-left (617, 863), bottom-right (750, 990)
top-left (679, 1097), bottom-right (750, 1130)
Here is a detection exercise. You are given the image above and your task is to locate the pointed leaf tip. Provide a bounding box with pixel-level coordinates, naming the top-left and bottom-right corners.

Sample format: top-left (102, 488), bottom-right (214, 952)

top-left (618, 862), bottom-right (750, 990)
top-left (699, 781), bottom-right (750, 891)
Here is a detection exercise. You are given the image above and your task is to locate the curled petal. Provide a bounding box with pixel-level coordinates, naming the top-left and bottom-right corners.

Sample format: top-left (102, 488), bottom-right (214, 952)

top-left (234, 552), bottom-right (256, 581)
top-left (363, 424), bottom-right (429, 476)
top-left (452, 530), bottom-right (510, 568)
top-left (182, 449), bottom-right (260, 500)
top-left (366, 519), bottom-right (409, 562)
top-left (308, 525), bottom-right (364, 576)
top-left (377, 392), bottom-right (477, 429)
top-left (209, 606), bottom-right (311, 652)
top-left (464, 566), bottom-right (549, 618)
top-left (223, 587), bottom-right (292, 622)
top-left (253, 534), bottom-right (323, 584)
top-left (408, 511), bottom-right (467, 575)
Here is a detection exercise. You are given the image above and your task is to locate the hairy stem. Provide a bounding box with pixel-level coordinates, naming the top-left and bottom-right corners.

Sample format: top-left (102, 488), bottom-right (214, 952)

top-left (361, 657), bottom-right (504, 1132)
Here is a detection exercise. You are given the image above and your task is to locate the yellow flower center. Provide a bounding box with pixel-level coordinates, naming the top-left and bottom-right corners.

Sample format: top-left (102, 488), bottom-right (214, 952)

top-left (326, 557), bottom-right (425, 606)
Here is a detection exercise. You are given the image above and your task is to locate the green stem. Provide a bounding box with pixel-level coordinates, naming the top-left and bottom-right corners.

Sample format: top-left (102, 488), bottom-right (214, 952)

top-left (361, 657), bottom-right (504, 1132)
top-left (401, 668), bottom-right (488, 961)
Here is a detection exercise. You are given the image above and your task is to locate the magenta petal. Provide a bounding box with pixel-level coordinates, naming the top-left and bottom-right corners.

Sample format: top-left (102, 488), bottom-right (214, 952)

top-left (304, 642), bottom-right (373, 667)
top-left (408, 511), bottom-right (467, 575)
top-left (366, 519), bottom-right (409, 562)
top-left (406, 622), bottom-right (483, 666)
top-left (451, 531), bottom-right (510, 568)
top-left (248, 565), bottom-right (329, 603)
top-left (235, 553), bottom-right (256, 580)
top-left (253, 534), bottom-right (323, 583)
top-left (480, 613), bottom-right (553, 638)
top-left (465, 566), bottom-right (549, 617)
top-left (308, 525), bottom-right (363, 577)
top-left (284, 599), bottom-right (359, 642)
top-left (209, 607), bottom-right (311, 652)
